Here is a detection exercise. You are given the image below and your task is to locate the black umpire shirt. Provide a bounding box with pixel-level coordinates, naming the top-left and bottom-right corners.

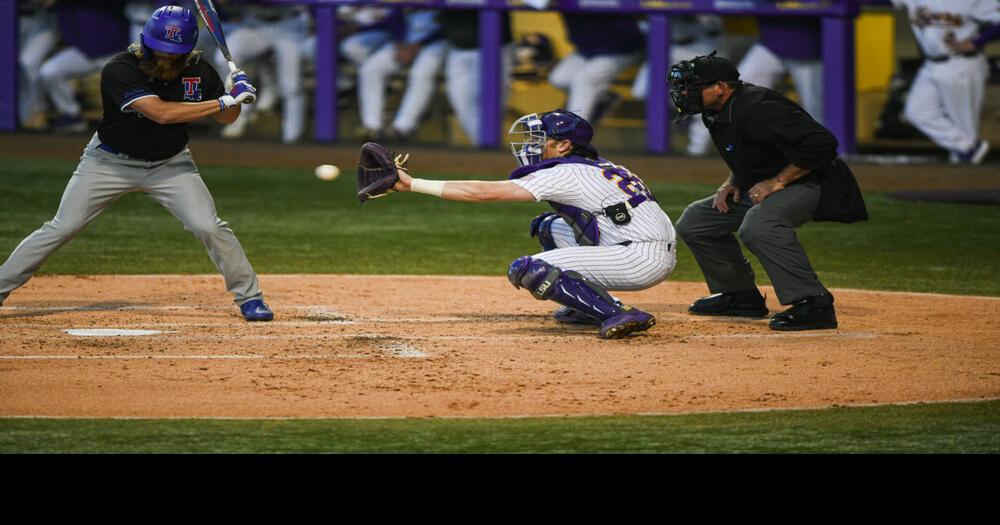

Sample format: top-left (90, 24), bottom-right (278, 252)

top-left (98, 51), bottom-right (225, 161)
top-left (702, 83), bottom-right (868, 223)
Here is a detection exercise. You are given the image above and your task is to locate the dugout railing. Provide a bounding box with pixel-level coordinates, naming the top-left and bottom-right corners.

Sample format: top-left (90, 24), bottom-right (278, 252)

top-left (0, 0), bottom-right (862, 154)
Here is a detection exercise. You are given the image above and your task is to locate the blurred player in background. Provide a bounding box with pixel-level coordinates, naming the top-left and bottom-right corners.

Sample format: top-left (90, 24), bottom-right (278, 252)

top-left (357, 9), bottom-right (447, 141)
top-left (39, 1), bottom-right (129, 133)
top-left (17, 0), bottom-right (58, 129)
top-left (338, 6), bottom-right (400, 71)
top-left (440, 9), bottom-right (514, 147)
top-left (737, 16), bottom-right (824, 124)
top-left (631, 15), bottom-right (723, 156)
top-left (213, 2), bottom-right (311, 144)
top-left (891, 0), bottom-right (1000, 164)
top-left (548, 13), bottom-right (645, 123)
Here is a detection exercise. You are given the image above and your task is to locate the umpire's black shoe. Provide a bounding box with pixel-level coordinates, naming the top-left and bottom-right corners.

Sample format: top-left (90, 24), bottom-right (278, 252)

top-left (769, 293), bottom-right (837, 331)
top-left (688, 289), bottom-right (768, 317)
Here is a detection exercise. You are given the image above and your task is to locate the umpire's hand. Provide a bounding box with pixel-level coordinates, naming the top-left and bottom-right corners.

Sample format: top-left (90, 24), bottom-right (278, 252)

top-left (713, 182), bottom-right (741, 214)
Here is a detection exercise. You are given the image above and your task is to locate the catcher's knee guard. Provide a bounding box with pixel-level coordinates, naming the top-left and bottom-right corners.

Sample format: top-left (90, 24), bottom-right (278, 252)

top-left (529, 212), bottom-right (560, 251)
top-left (508, 256), bottom-right (560, 300)
top-left (507, 256), bottom-right (624, 320)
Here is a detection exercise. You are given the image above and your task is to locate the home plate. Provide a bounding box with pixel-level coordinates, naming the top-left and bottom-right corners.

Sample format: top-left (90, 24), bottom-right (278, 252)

top-left (64, 328), bottom-right (174, 337)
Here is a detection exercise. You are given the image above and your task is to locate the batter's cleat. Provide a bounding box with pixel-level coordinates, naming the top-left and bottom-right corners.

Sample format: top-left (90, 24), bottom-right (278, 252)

top-left (240, 299), bottom-right (274, 322)
top-left (599, 308), bottom-right (656, 339)
top-left (688, 289), bottom-right (768, 318)
top-left (769, 293), bottom-right (837, 331)
top-left (553, 306), bottom-right (602, 326)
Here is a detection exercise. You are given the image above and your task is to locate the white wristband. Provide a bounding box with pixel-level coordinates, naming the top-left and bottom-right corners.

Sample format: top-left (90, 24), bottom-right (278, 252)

top-left (410, 178), bottom-right (446, 198)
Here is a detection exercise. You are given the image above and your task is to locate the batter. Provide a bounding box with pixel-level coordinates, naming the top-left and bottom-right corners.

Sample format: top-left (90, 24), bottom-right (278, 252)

top-left (390, 110), bottom-right (676, 339)
top-left (0, 6), bottom-right (273, 321)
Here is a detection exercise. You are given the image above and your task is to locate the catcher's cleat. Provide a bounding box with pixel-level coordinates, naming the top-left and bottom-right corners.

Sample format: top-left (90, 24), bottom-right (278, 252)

top-left (553, 306), bottom-right (602, 326)
top-left (769, 293), bottom-right (837, 331)
top-left (688, 290), bottom-right (768, 318)
top-left (599, 308), bottom-right (656, 339)
top-left (240, 299), bottom-right (274, 322)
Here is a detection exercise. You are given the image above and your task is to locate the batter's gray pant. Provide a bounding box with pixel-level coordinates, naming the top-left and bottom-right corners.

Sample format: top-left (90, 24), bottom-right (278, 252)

top-left (675, 181), bottom-right (828, 306)
top-left (0, 134), bottom-right (263, 306)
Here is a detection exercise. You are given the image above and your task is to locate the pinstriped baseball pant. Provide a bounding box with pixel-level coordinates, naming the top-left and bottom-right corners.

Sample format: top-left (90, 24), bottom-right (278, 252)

top-left (533, 218), bottom-right (676, 292)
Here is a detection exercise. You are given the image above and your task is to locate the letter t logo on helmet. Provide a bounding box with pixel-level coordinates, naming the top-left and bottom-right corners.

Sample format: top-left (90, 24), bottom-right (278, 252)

top-left (165, 26), bottom-right (183, 43)
top-left (141, 5), bottom-right (199, 56)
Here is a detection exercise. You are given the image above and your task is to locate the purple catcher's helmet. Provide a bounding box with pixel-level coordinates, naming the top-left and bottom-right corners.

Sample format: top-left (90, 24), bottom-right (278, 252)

top-left (141, 5), bottom-right (199, 56)
top-left (508, 109), bottom-right (596, 166)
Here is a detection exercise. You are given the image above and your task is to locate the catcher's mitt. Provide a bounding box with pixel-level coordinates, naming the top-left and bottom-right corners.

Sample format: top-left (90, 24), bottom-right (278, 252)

top-left (357, 141), bottom-right (409, 204)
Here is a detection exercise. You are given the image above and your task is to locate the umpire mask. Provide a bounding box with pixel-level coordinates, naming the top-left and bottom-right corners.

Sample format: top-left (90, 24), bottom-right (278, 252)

top-left (668, 51), bottom-right (740, 122)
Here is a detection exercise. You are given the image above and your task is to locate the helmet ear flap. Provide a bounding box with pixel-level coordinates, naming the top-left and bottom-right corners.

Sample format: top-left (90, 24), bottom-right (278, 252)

top-left (139, 33), bottom-right (153, 60)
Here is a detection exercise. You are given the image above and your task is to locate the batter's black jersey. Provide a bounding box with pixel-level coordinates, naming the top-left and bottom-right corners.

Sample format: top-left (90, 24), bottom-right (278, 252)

top-left (97, 52), bottom-right (225, 161)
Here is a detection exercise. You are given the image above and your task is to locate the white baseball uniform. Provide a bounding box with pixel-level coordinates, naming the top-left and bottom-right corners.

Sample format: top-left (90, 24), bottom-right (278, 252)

top-left (632, 15), bottom-right (723, 155)
top-left (893, 0), bottom-right (1000, 155)
top-left (511, 160), bottom-right (676, 291)
top-left (215, 6), bottom-right (311, 144)
top-left (357, 9), bottom-right (447, 136)
top-left (17, 7), bottom-right (58, 126)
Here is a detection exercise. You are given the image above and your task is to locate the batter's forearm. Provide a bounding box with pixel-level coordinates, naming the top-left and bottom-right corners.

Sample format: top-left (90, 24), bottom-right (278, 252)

top-left (132, 98), bottom-right (237, 125)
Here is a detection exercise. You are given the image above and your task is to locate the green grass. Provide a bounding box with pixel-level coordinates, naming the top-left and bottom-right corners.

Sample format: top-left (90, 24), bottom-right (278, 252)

top-left (3, 158), bottom-right (999, 453)
top-left (2, 159), bottom-right (999, 295)
top-left (1, 400), bottom-right (997, 453)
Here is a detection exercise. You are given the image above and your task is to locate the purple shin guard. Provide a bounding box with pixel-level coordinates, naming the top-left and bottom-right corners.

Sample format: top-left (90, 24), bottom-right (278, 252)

top-left (508, 256), bottom-right (622, 321)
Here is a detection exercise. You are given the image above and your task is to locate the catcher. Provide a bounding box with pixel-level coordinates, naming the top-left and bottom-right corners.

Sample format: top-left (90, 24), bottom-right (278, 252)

top-left (357, 110), bottom-right (677, 339)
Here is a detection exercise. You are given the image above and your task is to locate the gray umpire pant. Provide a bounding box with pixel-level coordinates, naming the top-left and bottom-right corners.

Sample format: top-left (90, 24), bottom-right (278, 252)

top-left (0, 133), bottom-right (263, 306)
top-left (675, 180), bottom-right (828, 306)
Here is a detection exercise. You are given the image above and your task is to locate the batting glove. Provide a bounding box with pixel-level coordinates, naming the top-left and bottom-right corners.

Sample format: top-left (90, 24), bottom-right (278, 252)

top-left (225, 69), bottom-right (250, 92)
top-left (218, 80), bottom-right (257, 110)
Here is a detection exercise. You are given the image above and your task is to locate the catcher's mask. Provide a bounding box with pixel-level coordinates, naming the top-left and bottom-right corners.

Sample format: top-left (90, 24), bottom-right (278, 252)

top-left (668, 51), bottom-right (740, 122)
top-left (508, 109), bottom-right (596, 166)
top-left (141, 5), bottom-right (199, 58)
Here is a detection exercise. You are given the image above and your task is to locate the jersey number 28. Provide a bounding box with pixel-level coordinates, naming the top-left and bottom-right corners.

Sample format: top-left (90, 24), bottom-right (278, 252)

top-left (602, 166), bottom-right (651, 199)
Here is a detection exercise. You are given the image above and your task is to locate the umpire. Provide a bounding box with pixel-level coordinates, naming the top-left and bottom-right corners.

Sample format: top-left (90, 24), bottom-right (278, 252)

top-left (670, 53), bottom-right (867, 331)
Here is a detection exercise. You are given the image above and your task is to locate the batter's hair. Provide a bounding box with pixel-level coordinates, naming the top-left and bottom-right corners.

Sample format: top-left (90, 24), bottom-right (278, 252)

top-left (128, 42), bottom-right (202, 62)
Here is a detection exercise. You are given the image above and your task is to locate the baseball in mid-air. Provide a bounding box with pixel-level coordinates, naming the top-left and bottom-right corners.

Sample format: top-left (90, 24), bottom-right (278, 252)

top-left (315, 164), bottom-right (340, 181)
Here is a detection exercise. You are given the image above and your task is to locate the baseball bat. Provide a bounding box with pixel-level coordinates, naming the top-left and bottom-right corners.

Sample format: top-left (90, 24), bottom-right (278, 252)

top-left (192, 0), bottom-right (237, 74)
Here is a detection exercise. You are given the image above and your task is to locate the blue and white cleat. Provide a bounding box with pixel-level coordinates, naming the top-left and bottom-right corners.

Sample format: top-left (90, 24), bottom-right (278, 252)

top-left (240, 299), bottom-right (274, 322)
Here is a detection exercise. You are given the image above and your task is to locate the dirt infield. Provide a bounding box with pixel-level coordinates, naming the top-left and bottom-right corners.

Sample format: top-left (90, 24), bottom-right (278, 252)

top-left (2, 275), bottom-right (998, 418)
